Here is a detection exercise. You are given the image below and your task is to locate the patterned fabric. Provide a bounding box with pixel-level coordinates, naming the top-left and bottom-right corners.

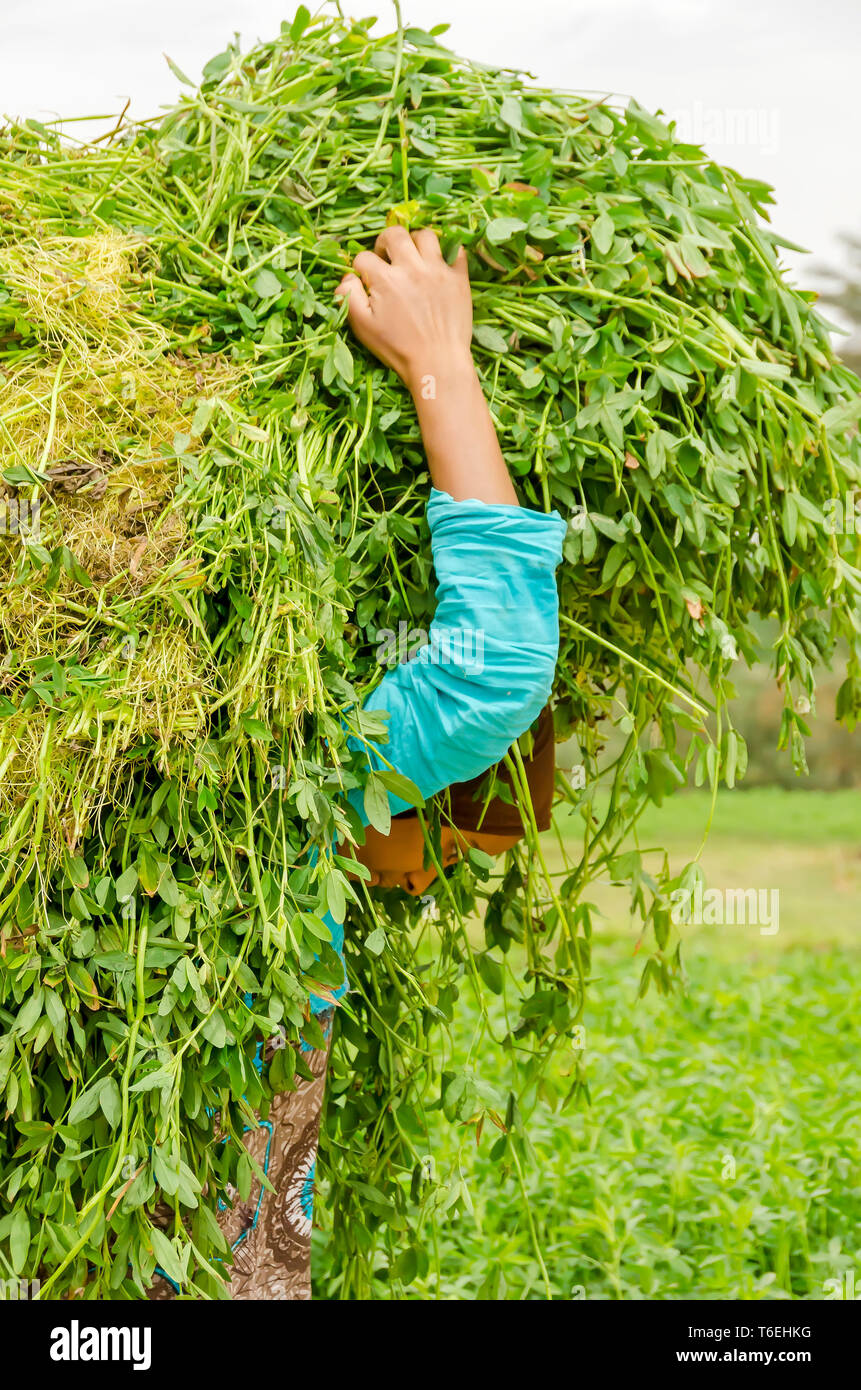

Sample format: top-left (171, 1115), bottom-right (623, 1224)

top-left (146, 1010), bottom-right (333, 1302)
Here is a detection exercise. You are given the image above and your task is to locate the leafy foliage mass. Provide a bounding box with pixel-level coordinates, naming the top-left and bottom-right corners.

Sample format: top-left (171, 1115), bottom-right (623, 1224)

top-left (0, 7), bottom-right (859, 1298)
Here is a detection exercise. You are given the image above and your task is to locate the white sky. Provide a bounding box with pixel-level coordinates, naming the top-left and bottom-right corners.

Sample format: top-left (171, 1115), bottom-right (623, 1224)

top-left (2, 0), bottom-right (858, 305)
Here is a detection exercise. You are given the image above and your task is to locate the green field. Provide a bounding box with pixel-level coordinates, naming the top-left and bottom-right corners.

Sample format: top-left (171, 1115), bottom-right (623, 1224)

top-left (317, 788), bottom-right (861, 1300)
top-left (550, 786), bottom-right (861, 953)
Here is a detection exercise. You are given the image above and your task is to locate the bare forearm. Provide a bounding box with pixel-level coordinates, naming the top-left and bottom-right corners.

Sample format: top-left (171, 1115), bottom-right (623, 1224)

top-left (408, 355), bottom-right (519, 507)
top-left (337, 226), bottom-right (519, 505)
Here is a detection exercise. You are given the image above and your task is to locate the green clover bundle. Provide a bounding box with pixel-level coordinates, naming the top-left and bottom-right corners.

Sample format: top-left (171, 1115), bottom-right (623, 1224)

top-left (0, 4), bottom-right (859, 1299)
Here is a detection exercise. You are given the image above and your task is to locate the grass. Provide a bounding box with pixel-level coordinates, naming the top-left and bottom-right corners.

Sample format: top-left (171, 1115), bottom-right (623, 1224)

top-left (317, 787), bottom-right (861, 1300)
top-left (562, 785), bottom-right (861, 845)
top-left (551, 785), bottom-right (861, 952)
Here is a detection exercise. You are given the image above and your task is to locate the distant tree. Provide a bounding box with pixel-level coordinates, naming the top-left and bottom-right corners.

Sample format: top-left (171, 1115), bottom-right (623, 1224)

top-left (813, 232), bottom-right (861, 375)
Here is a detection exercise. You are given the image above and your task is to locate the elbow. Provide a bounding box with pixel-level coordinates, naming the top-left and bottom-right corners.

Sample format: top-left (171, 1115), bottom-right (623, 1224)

top-left (471, 632), bottom-right (559, 751)
top-left (502, 606), bottom-right (560, 709)
top-left (419, 607), bottom-right (560, 750)
top-left (508, 646), bottom-right (558, 735)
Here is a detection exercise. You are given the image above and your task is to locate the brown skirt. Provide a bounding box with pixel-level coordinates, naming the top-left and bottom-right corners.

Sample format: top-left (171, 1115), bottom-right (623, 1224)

top-left (147, 1010), bottom-right (333, 1301)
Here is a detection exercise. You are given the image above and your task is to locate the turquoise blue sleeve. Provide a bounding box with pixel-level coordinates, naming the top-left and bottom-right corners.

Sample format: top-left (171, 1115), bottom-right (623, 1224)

top-left (310, 488), bottom-right (566, 1015)
top-left (355, 487), bottom-right (567, 810)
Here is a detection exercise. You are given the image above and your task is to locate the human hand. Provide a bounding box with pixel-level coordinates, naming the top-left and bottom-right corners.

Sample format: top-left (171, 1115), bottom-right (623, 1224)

top-left (335, 226), bottom-right (474, 396)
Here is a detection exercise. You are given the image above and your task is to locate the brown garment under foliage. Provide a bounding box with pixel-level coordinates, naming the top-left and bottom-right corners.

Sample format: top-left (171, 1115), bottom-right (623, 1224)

top-left (147, 1011), bottom-right (333, 1302)
top-left (447, 704), bottom-right (556, 833)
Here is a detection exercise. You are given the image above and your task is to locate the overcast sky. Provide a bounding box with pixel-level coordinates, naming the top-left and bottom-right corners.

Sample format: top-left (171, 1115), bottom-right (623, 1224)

top-left (2, 0), bottom-right (858, 305)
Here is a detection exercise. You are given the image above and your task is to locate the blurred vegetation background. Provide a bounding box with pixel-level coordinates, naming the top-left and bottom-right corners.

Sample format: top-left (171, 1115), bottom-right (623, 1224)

top-left (816, 232), bottom-right (861, 379)
top-left (710, 252), bottom-right (860, 789)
